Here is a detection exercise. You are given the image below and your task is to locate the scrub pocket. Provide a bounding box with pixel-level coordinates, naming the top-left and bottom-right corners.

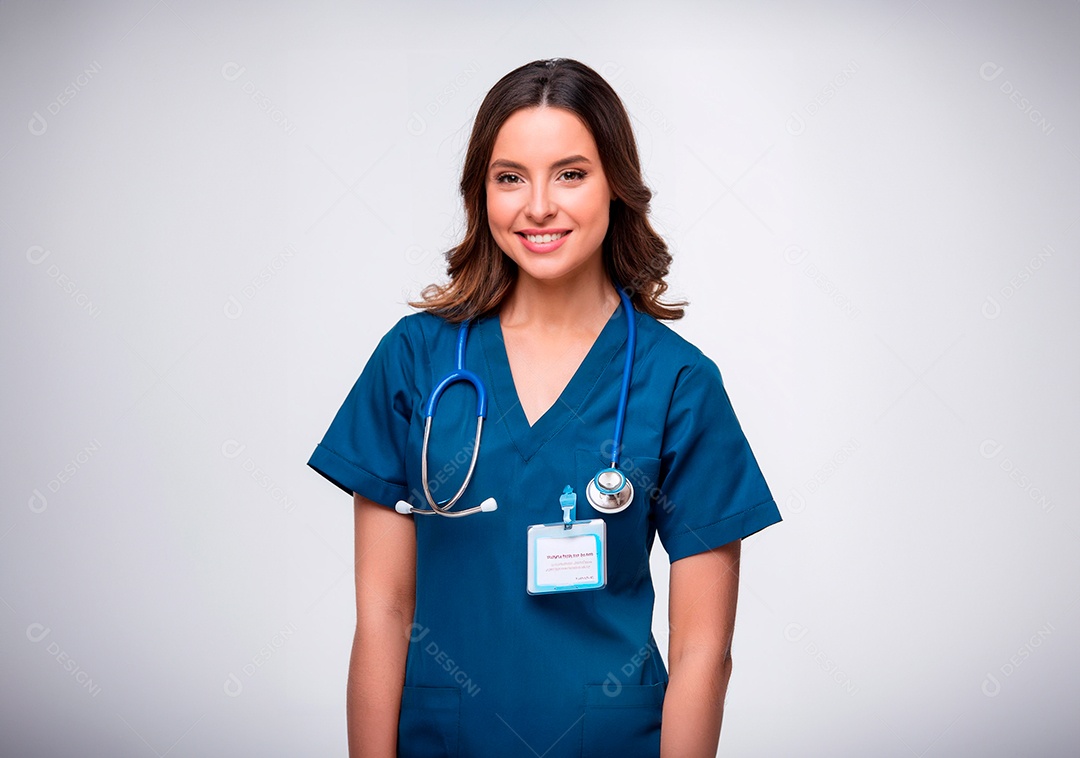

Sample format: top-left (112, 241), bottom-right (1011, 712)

top-left (582, 682), bottom-right (664, 757)
top-left (397, 686), bottom-right (460, 758)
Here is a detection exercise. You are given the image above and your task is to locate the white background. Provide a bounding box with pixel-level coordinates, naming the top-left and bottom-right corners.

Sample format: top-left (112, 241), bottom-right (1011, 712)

top-left (1, 1), bottom-right (1077, 755)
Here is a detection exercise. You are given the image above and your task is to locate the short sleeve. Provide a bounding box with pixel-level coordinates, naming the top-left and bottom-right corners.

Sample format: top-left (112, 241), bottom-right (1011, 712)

top-left (653, 354), bottom-right (781, 562)
top-left (307, 317), bottom-right (417, 507)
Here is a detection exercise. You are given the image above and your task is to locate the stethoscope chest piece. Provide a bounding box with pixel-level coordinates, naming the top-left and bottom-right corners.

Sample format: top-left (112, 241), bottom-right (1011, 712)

top-left (585, 467), bottom-right (634, 513)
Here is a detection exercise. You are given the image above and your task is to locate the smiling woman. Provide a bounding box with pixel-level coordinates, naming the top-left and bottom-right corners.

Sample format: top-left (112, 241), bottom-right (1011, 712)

top-left (412, 58), bottom-right (682, 324)
top-left (308, 58), bottom-right (781, 758)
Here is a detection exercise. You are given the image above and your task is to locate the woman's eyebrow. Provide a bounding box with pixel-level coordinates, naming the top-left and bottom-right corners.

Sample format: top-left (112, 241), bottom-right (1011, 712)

top-left (488, 155), bottom-right (593, 172)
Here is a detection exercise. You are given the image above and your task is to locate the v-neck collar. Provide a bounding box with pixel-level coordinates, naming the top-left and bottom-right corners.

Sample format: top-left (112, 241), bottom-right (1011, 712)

top-left (477, 303), bottom-right (629, 463)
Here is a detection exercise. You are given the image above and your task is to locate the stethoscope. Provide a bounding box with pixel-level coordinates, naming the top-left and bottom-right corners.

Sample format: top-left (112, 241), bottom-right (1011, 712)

top-left (395, 286), bottom-right (637, 518)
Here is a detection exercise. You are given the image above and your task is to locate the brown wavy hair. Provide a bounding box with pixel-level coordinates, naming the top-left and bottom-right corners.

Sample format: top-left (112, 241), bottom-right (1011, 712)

top-left (412, 58), bottom-right (685, 322)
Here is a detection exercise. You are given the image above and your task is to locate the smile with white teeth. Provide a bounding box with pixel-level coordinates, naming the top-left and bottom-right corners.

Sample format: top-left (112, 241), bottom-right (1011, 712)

top-left (522, 232), bottom-right (569, 244)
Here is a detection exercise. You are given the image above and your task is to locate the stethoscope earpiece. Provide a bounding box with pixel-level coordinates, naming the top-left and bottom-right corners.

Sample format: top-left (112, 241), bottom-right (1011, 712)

top-left (585, 468), bottom-right (634, 513)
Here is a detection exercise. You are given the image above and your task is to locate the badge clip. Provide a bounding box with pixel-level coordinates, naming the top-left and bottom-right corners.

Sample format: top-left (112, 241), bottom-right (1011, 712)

top-left (560, 485), bottom-right (576, 529)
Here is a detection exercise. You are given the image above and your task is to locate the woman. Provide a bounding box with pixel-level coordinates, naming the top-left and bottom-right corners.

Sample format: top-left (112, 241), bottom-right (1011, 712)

top-left (309, 58), bottom-right (781, 758)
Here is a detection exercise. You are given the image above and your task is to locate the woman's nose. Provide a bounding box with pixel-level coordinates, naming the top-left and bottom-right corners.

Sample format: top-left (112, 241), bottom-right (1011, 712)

top-left (525, 184), bottom-right (556, 221)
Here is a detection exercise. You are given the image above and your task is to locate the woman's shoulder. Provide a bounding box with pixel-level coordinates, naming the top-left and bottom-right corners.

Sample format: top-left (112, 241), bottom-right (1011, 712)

top-left (634, 310), bottom-right (714, 374)
top-left (382, 309), bottom-right (455, 341)
top-left (364, 310), bottom-right (457, 366)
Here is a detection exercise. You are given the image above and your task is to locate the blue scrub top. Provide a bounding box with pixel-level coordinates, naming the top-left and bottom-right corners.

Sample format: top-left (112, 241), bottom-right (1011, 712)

top-left (309, 303), bottom-right (781, 757)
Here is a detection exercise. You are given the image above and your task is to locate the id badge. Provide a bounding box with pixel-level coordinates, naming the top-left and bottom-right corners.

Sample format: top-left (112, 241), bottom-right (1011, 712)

top-left (527, 486), bottom-right (606, 595)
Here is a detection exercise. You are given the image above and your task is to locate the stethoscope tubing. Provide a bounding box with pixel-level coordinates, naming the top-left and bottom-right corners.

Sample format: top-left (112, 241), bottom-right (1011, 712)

top-left (423, 321), bottom-right (487, 418)
top-left (410, 285), bottom-right (635, 517)
top-left (609, 287), bottom-right (636, 468)
top-left (419, 415), bottom-right (485, 516)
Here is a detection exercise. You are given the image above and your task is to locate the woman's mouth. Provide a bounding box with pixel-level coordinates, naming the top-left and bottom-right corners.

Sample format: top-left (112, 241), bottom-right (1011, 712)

top-left (517, 230), bottom-right (571, 253)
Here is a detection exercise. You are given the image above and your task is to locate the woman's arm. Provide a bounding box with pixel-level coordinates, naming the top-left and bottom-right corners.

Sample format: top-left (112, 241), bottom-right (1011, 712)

top-left (660, 539), bottom-right (741, 758)
top-left (347, 493), bottom-right (417, 758)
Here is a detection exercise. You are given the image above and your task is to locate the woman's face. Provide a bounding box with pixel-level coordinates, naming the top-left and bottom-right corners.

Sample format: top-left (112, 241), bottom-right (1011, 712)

top-left (486, 106), bottom-right (613, 288)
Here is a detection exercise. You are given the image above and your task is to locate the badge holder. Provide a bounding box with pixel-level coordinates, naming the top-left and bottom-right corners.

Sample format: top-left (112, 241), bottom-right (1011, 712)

top-left (527, 486), bottom-right (607, 595)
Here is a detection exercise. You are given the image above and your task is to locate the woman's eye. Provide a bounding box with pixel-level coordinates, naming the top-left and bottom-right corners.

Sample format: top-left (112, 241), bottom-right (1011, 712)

top-left (494, 173), bottom-right (522, 184)
top-left (559, 169), bottom-right (586, 182)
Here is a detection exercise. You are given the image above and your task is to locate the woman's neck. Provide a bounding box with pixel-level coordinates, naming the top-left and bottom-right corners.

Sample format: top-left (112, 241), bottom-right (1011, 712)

top-left (500, 270), bottom-right (619, 331)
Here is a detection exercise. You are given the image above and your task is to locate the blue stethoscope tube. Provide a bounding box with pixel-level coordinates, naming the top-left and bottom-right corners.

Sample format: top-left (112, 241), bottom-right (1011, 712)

top-left (584, 286), bottom-right (637, 513)
top-left (411, 321), bottom-right (493, 517)
top-left (397, 286), bottom-right (636, 517)
top-left (610, 287), bottom-right (636, 469)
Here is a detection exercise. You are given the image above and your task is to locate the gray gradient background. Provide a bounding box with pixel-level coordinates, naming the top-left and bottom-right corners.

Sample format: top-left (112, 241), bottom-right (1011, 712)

top-left (1, 1), bottom-right (1077, 755)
